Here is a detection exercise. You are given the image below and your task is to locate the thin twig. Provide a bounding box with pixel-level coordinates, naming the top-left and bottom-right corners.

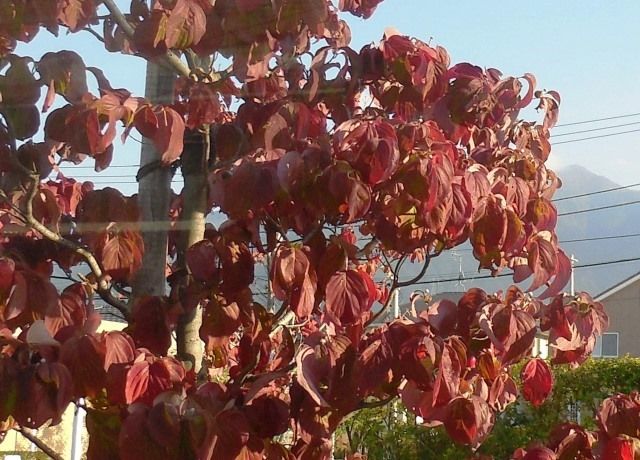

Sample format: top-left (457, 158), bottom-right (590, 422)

top-left (101, 0), bottom-right (191, 78)
top-left (1, 110), bottom-right (130, 320)
top-left (365, 279), bottom-right (397, 327)
top-left (22, 177), bottom-right (130, 319)
top-left (82, 26), bottom-right (105, 43)
top-left (15, 426), bottom-right (64, 460)
top-left (396, 254), bottom-right (431, 288)
top-left (358, 394), bottom-right (397, 410)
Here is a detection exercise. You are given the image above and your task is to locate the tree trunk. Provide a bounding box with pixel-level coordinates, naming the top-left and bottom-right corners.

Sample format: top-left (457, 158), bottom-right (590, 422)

top-left (176, 127), bottom-right (209, 373)
top-left (132, 62), bottom-right (174, 301)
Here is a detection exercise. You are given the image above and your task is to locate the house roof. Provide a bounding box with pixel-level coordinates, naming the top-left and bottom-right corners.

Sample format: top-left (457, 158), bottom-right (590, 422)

top-left (595, 271), bottom-right (640, 301)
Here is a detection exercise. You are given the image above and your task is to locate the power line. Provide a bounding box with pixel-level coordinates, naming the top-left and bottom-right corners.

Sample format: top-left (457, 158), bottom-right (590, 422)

top-left (552, 128), bottom-right (640, 145)
top-left (561, 232), bottom-right (640, 244)
top-left (452, 231), bottom-right (640, 255)
top-left (558, 199), bottom-right (640, 217)
top-left (46, 255), bottom-right (640, 289)
top-left (553, 182), bottom-right (640, 202)
top-left (555, 112), bottom-right (640, 128)
top-left (415, 255), bottom-right (640, 285)
top-left (551, 121), bottom-right (640, 137)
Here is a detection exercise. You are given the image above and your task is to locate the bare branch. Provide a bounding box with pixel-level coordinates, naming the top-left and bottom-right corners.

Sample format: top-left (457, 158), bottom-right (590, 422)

top-left (365, 280), bottom-right (397, 327)
top-left (101, 0), bottom-right (135, 36)
top-left (0, 110), bottom-right (130, 318)
top-left (357, 394), bottom-right (396, 410)
top-left (82, 26), bottom-right (105, 43)
top-left (101, 0), bottom-right (191, 78)
top-left (22, 177), bottom-right (130, 319)
top-left (15, 426), bottom-right (64, 460)
top-left (396, 253), bottom-right (431, 288)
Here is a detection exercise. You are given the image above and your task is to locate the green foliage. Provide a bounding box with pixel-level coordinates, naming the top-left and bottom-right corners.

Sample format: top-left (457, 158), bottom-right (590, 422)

top-left (337, 357), bottom-right (640, 460)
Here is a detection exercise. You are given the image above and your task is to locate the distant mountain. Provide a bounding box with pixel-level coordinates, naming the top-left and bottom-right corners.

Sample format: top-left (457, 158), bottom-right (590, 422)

top-left (553, 164), bottom-right (640, 296)
top-left (397, 164), bottom-right (640, 301)
top-left (54, 165), bottom-right (640, 308)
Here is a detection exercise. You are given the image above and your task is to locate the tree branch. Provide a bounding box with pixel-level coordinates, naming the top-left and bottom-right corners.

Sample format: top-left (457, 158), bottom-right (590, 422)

top-left (15, 426), bottom-right (64, 460)
top-left (358, 394), bottom-right (396, 410)
top-left (101, 0), bottom-right (191, 78)
top-left (22, 177), bottom-right (130, 320)
top-left (0, 111), bottom-right (130, 319)
top-left (396, 253), bottom-right (431, 288)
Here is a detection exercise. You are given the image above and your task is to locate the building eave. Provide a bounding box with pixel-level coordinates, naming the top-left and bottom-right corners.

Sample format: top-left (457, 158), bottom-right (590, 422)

top-left (595, 271), bottom-right (640, 301)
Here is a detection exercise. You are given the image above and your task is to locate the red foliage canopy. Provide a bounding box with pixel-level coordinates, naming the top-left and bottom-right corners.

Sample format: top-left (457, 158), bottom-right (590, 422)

top-left (0, 1), bottom-right (621, 459)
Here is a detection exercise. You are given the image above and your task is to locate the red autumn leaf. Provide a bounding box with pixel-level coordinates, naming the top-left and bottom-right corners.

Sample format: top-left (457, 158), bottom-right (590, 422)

top-left (539, 249), bottom-right (572, 300)
top-left (334, 119), bottom-right (400, 185)
top-left (45, 282), bottom-right (93, 339)
top-left (423, 299), bottom-right (458, 337)
top-left (527, 235), bottom-right (558, 292)
top-left (59, 333), bottom-right (107, 398)
top-left (488, 373), bottom-right (518, 412)
top-left (0, 257), bottom-right (15, 295)
top-left (132, 11), bottom-right (169, 57)
top-left (295, 344), bottom-right (329, 408)
top-left (0, 57), bottom-right (41, 107)
top-left (133, 106), bottom-right (185, 164)
top-left (37, 50), bottom-right (88, 109)
top-left (3, 270), bottom-right (27, 322)
top-left (602, 437), bottom-right (635, 460)
top-left (104, 331), bottom-right (136, 370)
top-left (186, 240), bottom-right (219, 284)
top-left (2, 105), bottom-right (40, 140)
top-left (95, 230), bottom-right (144, 283)
top-left (517, 447), bottom-right (558, 460)
top-left (58, 0), bottom-right (97, 32)
top-left (124, 360), bottom-right (150, 405)
top-left (547, 423), bottom-right (595, 459)
top-left (339, 0), bottom-right (384, 19)
top-left (13, 362), bottom-right (74, 428)
top-left (598, 394), bottom-right (640, 439)
top-left (502, 309), bottom-right (538, 365)
top-left (535, 90), bottom-right (561, 131)
top-left (521, 358), bottom-right (553, 407)
top-left (176, 80), bottom-right (223, 129)
top-left (325, 269), bottom-right (372, 325)
top-left (323, 162), bottom-right (372, 223)
top-left (444, 396), bottom-right (494, 447)
top-left (200, 294), bottom-right (241, 356)
top-left (76, 187), bottom-right (136, 223)
top-left (117, 354), bottom-right (185, 406)
top-left (270, 245), bottom-right (317, 318)
top-left (164, 0), bottom-right (207, 49)
top-left (526, 198), bottom-right (558, 232)
top-left (218, 239), bottom-right (255, 293)
top-left (128, 297), bottom-right (173, 356)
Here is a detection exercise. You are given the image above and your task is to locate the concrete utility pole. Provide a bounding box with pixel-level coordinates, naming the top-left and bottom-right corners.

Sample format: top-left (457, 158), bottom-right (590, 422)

top-left (570, 254), bottom-right (578, 296)
top-left (133, 63), bottom-right (175, 299)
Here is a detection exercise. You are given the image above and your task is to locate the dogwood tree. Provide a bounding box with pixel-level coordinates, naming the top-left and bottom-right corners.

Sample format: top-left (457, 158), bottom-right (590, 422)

top-left (0, 1), bottom-right (625, 459)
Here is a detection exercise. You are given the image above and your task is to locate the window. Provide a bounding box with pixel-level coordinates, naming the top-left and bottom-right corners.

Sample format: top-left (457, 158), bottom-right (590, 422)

top-left (593, 332), bottom-right (619, 358)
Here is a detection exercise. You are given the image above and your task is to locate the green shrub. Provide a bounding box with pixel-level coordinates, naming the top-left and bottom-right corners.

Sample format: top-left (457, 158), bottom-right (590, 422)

top-left (336, 357), bottom-right (640, 460)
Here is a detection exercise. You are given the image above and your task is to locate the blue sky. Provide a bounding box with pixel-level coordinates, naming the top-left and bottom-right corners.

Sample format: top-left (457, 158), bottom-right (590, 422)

top-left (16, 1), bottom-right (640, 192)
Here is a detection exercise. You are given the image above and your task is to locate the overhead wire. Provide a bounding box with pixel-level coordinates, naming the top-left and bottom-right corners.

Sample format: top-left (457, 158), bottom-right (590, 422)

top-left (552, 128), bottom-right (640, 145)
top-left (46, 255), bottom-right (640, 289)
top-left (551, 121), bottom-right (640, 137)
top-left (553, 182), bottom-right (640, 202)
top-left (558, 199), bottom-right (640, 217)
top-left (447, 231), bottom-right (640, 256)
top-left (45, 113), bottom-right (640, 172)
top-left (414, 255), bottom-right (640, 286)
top-left (555, 112), bottom-right (640, 128)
